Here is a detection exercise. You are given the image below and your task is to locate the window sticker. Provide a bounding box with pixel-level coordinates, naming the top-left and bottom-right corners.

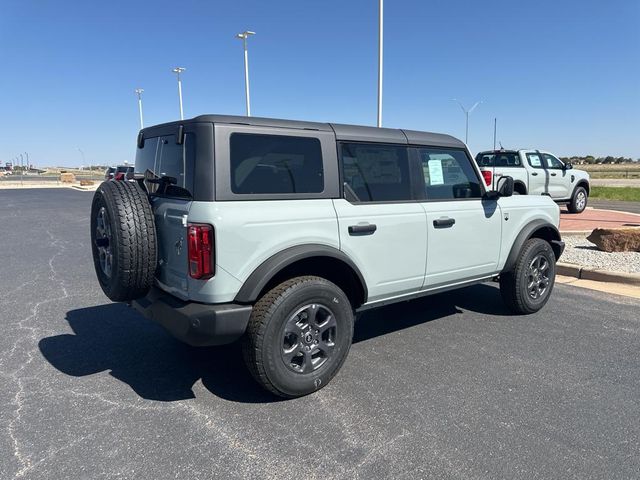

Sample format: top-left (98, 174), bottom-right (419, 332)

top-left (529, 154), bottom-right (542, 167)
top-left (427, 159), bottom-right (444, 185)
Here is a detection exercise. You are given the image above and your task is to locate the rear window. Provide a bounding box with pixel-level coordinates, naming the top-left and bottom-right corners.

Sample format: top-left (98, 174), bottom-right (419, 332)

top-left (230, 133), bottom-right (324, 194)
top-left (135, 134), bottom-right (194, 197)
top-left (476, 152), bottom-right (522, 167)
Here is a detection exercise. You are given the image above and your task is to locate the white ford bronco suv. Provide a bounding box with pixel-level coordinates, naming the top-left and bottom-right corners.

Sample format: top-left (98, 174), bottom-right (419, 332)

top-left (91, 115), bottom-right (565, 398)
top-left (475, 149), bottom-right (591, 213)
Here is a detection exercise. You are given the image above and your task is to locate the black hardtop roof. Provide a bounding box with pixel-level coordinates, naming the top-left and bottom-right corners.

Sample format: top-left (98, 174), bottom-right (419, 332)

top-left (142, 114), bottom-right (465, 148)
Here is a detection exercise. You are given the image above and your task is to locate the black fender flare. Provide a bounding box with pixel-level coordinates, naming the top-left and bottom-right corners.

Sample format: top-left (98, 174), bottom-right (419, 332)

top-left (513, 181), bottom-right (527, 194)
top-left (233, 244), bottom-right (368, 304)
top-left (571, 180), bottom-right (590, 198)
top-left (502, 220), bottom-right (562, 273)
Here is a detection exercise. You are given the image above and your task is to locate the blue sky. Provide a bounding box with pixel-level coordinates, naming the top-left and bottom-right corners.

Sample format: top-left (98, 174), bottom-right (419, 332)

top-left (0, 0), bottom-right (638, 167)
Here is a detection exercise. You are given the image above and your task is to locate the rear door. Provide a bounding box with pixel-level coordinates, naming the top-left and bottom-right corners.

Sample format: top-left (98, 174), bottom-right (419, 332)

top-left (135, 129), bottom-right (195, 299)
top-left (333, 142), bottom-right (427, 303)
top-left (416, 147), bottom-right (501, 286)
top-left (524, 152), bottom-right (548, 195)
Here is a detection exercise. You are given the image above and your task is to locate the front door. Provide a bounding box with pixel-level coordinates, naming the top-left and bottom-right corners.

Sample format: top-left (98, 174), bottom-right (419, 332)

top-left (334, 142), bottom-right (427, 303)
top-left (542, 153), bottom-right (571, 199)
top-left (415, 147), bottom-right (502, 287)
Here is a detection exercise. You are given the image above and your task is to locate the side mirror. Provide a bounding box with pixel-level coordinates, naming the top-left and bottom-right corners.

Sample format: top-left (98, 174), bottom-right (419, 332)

top-left (496, 175), bottom-right (514, 197)
top-left (564, 162), bottom-right (573, 170)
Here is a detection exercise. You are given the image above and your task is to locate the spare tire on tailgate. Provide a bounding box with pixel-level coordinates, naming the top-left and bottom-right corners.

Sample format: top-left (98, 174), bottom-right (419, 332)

top-left (90, 180), bottom-right (157, 301)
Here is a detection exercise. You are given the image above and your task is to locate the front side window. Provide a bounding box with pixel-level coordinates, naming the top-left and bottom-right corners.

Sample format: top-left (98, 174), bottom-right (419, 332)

top-left (341, 143), bottom-right (412, 202)
top-left (543, 153), bottom-right (564, 169)
top-left (230, 133), bottom-right (324, 194)
top-left (418, 148), bottom-right (482, 200)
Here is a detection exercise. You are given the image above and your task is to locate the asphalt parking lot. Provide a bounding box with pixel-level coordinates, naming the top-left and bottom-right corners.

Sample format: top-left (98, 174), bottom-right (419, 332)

top-left (2, 188), bottom-right (639, 479)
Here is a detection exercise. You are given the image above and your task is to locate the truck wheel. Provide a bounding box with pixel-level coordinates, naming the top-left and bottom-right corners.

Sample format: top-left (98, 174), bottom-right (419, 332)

top-left (90, 180), bottom-right (157, 302)
top-left (568, 186), bottom-right (587, 213)
top-left (500, 238), bottom-right (556, 314)
top-left (242, 276), bottom-right (354, 398)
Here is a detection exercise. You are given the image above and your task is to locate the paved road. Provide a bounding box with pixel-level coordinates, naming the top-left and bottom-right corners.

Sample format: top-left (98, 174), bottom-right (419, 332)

top-left (2, 188), bottom-right (639, 479)
top-left (589, 199), bottom-right (640, 215)
top-left (590, 178), bottom-right (640, 188)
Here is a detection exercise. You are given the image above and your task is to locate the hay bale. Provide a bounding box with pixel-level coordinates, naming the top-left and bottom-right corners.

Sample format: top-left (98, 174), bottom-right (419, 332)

top-left (60, 173), bottom-right (76, 183)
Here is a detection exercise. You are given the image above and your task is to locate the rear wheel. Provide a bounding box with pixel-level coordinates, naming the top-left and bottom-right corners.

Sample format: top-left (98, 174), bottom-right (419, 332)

top-left (500, 238), bottom-right (556, 314)
top-left (242, 276), bottom-right (354, 398)
top-left (90, 180), bottom-right (157, 301)
top-left (568, 186), bottom-right (588, 213)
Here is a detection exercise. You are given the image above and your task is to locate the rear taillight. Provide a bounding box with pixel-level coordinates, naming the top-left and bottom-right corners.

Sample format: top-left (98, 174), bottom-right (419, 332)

top-left (482, 170), bottom-right (492, 186)
top-left (187, 223), bottom-right (214, 279)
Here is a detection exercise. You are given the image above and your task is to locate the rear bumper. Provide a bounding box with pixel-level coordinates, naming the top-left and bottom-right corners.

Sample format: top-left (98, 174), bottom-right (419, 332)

top-left (131, 287), bottom-right (252, 346)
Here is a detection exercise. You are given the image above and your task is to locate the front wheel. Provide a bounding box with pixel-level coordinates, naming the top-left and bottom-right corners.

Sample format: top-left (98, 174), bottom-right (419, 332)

top-left (242, 276), bottom-right (354, 398)
top-left (567, 186), bottom-right (588, 214)
top-left (500, 238), bottom-right (556, 314)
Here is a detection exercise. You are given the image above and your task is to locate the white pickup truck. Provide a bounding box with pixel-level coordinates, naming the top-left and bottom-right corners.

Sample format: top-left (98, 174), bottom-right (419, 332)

top-left (475, 149), bottom-right (591, 213)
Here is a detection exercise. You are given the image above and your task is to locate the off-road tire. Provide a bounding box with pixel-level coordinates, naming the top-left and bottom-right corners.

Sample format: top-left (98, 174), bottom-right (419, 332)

top-left (90, 180), bottom-right (157, 301)
top-left (242, 276), bottom-right (354, 398)
top-left (567, 186), bottom-right (588, 214)
top-left (500, 238), bottom-right (556, 314)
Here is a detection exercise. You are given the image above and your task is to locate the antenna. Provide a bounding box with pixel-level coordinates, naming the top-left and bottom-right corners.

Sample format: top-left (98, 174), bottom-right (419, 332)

top-left (493, 118), bottom-right (497, 151)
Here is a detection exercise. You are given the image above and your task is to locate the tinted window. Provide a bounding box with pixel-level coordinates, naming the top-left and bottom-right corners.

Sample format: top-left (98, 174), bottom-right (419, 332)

top-left (135, 134), bottom-right (193, 196)
top-left (418, 148), bottom-right (482, 200)
top-left (341, 143), bottom-right (412, 202)
top-left (476, 152), bottom-right (522, 167)
top-left (230, 133), bottom-right (323, 194)
top-left (135, 137), bottom-right (160, 177)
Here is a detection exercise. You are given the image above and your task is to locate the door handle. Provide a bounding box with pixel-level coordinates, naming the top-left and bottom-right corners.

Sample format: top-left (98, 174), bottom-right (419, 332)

top-left (348, 223), bottom-right (377, 236)
top-left (550, 172), bottom-right (557, 176)
top-left (531, 172), bottom-right (539, 176)
top-left (433, 217), bottom-right (455, 228)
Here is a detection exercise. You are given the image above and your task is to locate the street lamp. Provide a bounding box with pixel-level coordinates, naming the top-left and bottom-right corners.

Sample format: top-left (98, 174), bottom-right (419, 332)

top-left (452, 99), bottom-right (482, 144)
top-left (172, 67), bottom-right (186, 120)
top-left (135, 88), bottom-right (144, 129)
top-left (236, 31), bottom-right (256, 116)
top-left (377, 0), bottom-right (383, 128)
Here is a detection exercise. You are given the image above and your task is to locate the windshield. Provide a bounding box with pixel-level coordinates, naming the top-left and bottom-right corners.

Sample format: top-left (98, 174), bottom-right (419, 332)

top-left (476, 152), bottom-right (522, 167)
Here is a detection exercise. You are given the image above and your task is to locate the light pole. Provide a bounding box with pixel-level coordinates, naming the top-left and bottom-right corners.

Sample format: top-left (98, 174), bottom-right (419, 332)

top-left (19, 153), bottom-right (24, 185)
top-left (135, 88), bottom-right (144, 129)
top-left (377, 0), bottom-right (383, 128)
top-left (172, 67), bottom-right (186, 120)
top-left (24, 152), bottom-right (29, 172)
top-left (452, 99), bottom-right (482, 144)
top-left (236, 31), bottom-right (256, 116)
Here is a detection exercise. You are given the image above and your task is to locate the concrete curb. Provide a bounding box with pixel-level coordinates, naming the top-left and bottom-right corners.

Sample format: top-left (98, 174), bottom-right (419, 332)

top-left (557, 262), bottom-right (640, 286)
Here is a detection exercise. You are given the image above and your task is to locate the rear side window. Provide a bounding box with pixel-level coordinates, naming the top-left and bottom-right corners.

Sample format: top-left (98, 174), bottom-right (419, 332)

top-left (418, 148), bottom-right (482, 200)
top-left (526, 153), bottom-right (543, 169)
top-left (341, 143), bottom-right (412, 202)
top-left (230, 133), bottom-right (324, 194)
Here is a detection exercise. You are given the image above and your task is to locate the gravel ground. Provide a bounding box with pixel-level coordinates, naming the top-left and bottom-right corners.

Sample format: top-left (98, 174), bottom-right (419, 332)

top-left (561, 234), bottom-right (640, 273)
